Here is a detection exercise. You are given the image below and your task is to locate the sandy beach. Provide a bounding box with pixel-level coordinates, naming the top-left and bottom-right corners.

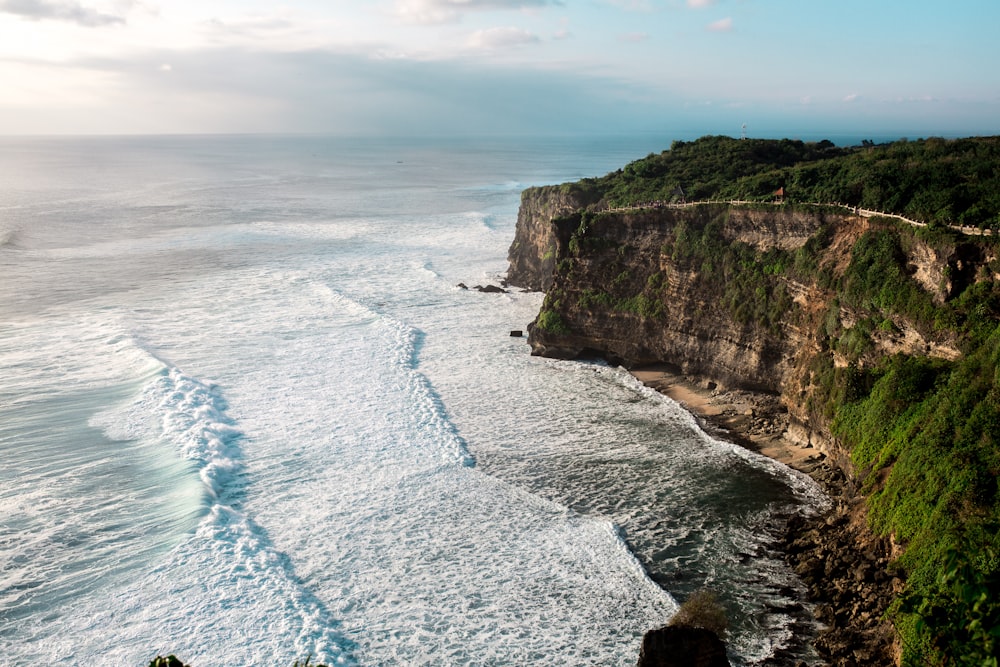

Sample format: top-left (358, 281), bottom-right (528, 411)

top-left (629, 364), bottom-right (826, 475)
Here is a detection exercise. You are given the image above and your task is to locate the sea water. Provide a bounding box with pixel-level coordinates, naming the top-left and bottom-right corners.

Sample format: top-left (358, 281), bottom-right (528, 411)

top-left (0, 135), bottom-right (827, 666)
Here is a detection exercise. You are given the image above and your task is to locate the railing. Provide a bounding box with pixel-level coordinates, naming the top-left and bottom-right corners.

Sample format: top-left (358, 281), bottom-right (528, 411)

top-left (598, 199), bottom-right (994, 236)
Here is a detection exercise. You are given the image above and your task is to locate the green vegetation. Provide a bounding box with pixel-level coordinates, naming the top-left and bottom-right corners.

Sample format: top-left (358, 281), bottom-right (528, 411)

top-left (668, 588), bottom-right (729, 638)
top-left (840, 229), bottom-right (945, 330)
top-left (616, 293), bottom-right (665, 319)
top-left (578, 135), bottom-right (1000, 229)
top-left (906, 550), bottom-right (1000, 665)
top-left (832, 343), bottom-right (1000, 665)
top-left (661, 207), bottom-right (793, 332)
top-left (812, 228), bottom-right (1000, 666)
top-left (536, 309), bottom-right (570, 334)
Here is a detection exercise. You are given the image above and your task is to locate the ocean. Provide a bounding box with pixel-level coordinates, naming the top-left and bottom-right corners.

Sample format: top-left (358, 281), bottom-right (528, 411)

top-left (0, 135), bottom-right (826, 666)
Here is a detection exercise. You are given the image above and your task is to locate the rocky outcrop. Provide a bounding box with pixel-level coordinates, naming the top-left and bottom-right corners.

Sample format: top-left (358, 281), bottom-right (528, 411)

top-left (781, 494), bottom-right (899, 666)
top-left (148, 657), bottom-right (190, 667)
top-left (636, 626), bottom-right (730, 667)
top-left (527, 205), bottom-right (812, 386)
top-left (506, 184), bottom-right (603, 291)
top-left (516, 199), bottom-right (980, 465)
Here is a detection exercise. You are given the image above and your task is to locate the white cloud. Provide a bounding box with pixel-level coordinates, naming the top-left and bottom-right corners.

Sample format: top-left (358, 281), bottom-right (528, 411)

top-left (466, 26), bottom-right (540, 49)
top-left (393, 0), bottom-right (559, 25)
top-left (619, 32), bottom-right (648, 43)
top-left (0, 0), bottom-right (126, 26)
top-left (197, 12), bottom-right (315, 50)
top-left (16, 47), bottom-right (669, 136)
top-left (706, 16), bottom-right (732, 32)
top-left (843, 93), bottom-right (859, 103)
top-left (687, 0), bottom-right (716, 8)
top-left (606, 0), bottom-right (654, 10)
top-left (202, 15), bottom-right (296, 37)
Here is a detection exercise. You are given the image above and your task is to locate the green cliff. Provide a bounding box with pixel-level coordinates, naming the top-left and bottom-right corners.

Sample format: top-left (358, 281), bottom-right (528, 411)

top-left (508, 136), bottom-right (1000, 666)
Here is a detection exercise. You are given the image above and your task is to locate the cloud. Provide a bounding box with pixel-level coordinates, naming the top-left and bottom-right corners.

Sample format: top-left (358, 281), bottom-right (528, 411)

top-left (706, 16), bottom-right (732, 32)
top-left (843, 93), bottom-right (859, 103)
top-left (0, 0), bottom-right (125, 26)
top-left (466, 26), bottom-right (541, 49)
top-left (202, 15), bottom-right (297, 38)
top-left (393, 0), bottom-right (560, 24)
top-left (34, 47), bottom-right (676, 136)
top-left (618, 32), bottom-right (649, 43)
top-left (606, 0), bottom-right (654, 10)
top-left (687, 0), bottom-right (716, 7)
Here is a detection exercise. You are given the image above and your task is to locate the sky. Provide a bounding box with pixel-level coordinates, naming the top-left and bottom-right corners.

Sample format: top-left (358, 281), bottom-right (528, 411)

top-left (1, 0), bottom-right (998, 139)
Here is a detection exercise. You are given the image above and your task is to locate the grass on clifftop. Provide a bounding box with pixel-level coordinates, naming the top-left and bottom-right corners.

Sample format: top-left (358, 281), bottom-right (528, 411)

top-left (581, 135), bottom-right (1000, 230)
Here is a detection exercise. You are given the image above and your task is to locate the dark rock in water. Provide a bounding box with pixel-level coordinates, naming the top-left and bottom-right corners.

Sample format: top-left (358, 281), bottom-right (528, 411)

top-left (636, 626), bottom-right (730, 667)
top-left (510, 330), bottom-right (523, 337)
top-left (148, 657), bottom-right (189, 667)
top-left (456, 282), bottom-right (468, 290)
top-left (474, 284), bottom-right (507, 293)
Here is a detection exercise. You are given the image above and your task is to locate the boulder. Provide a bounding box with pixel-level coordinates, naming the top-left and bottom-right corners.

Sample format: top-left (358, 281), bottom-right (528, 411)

top-left (636, 626), bottom-right (730, 667)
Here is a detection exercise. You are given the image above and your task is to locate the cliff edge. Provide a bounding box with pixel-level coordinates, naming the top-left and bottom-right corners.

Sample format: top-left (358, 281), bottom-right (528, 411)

top-left (524, 201), bottom-right (978, 457)
top-left (508, 174), bottom-right (1000, 665)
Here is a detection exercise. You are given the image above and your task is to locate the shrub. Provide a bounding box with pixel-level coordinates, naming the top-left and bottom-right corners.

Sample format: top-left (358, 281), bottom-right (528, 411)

top-left (901, 549), bottom-right (1000, 667)
top-left (536, 309), bottom-right (570, 334)
top-left (668, 588), bottom-right (729, 638)
top-left (617, 294), bottom-right (665, 319)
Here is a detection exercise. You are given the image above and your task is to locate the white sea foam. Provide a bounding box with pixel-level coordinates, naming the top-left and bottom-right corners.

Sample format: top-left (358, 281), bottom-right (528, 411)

top-left (610, 367), bottom-right (830, 512)
top-left (65, 357), bottom-right (357, 665)
top-left (1, 136), bottom-right (824, 666)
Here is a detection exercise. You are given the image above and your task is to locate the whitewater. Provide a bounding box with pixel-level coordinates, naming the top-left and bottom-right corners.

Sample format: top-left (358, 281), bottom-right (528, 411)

top-left (0, 135), bottom-right (826, 666)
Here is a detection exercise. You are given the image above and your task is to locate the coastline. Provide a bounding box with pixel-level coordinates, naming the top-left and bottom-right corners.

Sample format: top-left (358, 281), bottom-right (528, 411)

top-left (629, 365), bottom-right (824, 475)
top-left (630, 364), bottom-right (899, 666)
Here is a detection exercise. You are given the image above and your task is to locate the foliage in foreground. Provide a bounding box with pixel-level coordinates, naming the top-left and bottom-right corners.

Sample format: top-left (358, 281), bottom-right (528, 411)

top-left (668, 588), bottom-right (729, 638)
top-left (832, 336), bottom-right (1000, 666)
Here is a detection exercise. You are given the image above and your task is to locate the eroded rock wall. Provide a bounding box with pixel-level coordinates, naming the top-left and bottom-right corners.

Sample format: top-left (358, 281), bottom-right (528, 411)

top-left (510, 191), bottom-right (981, 465)
top-left (505, 185), bottom-right (602, 291)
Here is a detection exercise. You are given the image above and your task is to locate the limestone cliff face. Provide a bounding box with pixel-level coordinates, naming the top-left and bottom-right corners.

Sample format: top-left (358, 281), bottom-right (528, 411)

top-left (510, 190), bottom-right (983, 464)
top-left (506, 185), bottom-right (603, 291)
top-left (529, 206), bottom-right (804, 386)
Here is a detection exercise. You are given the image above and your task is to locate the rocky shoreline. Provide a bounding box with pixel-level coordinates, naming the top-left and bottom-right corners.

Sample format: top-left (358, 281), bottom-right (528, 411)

top-left (630, 366), bottom-right (899, 667)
